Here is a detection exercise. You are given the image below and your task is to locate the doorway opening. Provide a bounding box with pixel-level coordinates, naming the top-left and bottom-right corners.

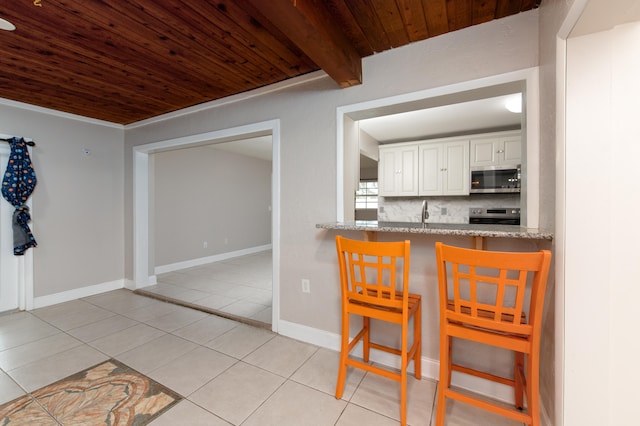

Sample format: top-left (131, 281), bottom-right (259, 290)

top-left (132, 120), bottom-right (280, 332)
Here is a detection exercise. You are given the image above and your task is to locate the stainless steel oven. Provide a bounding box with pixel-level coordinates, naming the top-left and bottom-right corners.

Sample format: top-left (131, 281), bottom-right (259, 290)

top-left (469, 207), bottom-right (520, 225)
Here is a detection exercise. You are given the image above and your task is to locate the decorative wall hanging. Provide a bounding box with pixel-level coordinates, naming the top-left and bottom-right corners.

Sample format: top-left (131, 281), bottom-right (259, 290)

top-left (1, 136), bottom-right (38, 255)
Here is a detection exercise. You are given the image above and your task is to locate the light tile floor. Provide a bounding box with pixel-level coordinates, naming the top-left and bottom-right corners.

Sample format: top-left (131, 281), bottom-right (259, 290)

top-left (0, 289), bottom-right (525, 425)
top-left (143, 250), bottom-right (273, 326)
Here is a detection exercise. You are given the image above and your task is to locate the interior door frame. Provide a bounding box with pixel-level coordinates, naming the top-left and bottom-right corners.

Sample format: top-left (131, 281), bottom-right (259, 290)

top-left (0, 141), bottom-right (34, 312)
top-left (132, 119), bottom-right (280, 332)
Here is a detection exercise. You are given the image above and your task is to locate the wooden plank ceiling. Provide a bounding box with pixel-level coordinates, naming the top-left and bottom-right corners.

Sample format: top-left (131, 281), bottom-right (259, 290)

top-left (0, 1), bottom-right (541, 125)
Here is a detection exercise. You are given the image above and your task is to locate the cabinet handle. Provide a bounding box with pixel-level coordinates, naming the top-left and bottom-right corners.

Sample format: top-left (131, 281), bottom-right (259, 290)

top-left (496, 149), bottom-right (505, 153)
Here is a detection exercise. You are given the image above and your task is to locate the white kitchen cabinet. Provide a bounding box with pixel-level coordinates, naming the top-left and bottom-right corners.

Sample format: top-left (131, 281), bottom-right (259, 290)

top-left (378, 143), bottom-right (419, 196)
top-left (419, 139), bottom-right (470, 196)
top-left (470, 131), bottom-right (521, 167)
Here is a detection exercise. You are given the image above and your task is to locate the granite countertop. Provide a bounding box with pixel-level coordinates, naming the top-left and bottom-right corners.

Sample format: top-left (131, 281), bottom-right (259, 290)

top-left (316, 221), bottom-right (554, 240)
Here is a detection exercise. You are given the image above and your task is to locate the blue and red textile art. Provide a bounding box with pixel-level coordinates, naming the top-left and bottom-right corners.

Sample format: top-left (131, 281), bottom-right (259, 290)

top-left (1, 137), bottom-right (37, 255)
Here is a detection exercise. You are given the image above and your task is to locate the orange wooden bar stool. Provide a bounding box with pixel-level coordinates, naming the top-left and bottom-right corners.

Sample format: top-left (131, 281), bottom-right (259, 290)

top-left (335, 236), bottom-right (422, 426)
top-left (434, 242), bottom-right (551, 426)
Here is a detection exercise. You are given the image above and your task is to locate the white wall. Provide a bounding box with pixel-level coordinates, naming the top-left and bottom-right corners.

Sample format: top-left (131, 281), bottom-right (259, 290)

top-left (0, 103), bottom-right (124, 303)
top-left (564, 19), bottom-right (640, 426)
top-left (358, 128), bottom-right (379, 162)
top-left (0, 4), bottom-right (577, 421)
top-left (0, 6), bottom-right (557, 416)
top-left (153, 145), bottom-right (271, 266)
top-left (6, 3), bottom-right (638, 423)
top-left (124, 8), bottom-right (543, 397)
top-left (538, 0), bottom-right (576, 422)
top-left (14, 6), bottom-right (640, 424)
top-left (342, 115), bottom-right (358, 222)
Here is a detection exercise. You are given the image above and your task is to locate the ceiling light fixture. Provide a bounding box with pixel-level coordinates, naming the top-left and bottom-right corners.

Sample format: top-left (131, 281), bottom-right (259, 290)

top-left (505, 93), bottom-right (522, 113)
top-left (0, 17), bottom-right (16, 31)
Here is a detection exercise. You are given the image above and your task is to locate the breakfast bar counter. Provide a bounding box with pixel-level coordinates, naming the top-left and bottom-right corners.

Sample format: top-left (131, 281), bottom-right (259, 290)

top-left (317, 221), bottom-right (553, 239)
top-left (316, 221), bottom-right (553, 248)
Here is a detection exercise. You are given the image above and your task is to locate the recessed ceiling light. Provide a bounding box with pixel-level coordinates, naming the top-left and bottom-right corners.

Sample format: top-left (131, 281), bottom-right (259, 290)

top-left (504, 93), bottom-right (522, 113)
top-left (0, 17), bottom-right (16, 31)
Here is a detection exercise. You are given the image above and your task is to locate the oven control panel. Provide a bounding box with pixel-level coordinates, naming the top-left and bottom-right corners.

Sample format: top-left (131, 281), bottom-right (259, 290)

top-left (469, 207), bottom-right (520, 225)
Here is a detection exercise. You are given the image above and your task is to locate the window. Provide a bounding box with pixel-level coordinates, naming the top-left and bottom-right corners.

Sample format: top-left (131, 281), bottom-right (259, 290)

top-left (355, 181), bottom-right (378, 209)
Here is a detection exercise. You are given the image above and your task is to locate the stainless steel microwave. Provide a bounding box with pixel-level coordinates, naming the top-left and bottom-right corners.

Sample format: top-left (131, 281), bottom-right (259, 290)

top-left (470, 165), bottom-right (521, 193)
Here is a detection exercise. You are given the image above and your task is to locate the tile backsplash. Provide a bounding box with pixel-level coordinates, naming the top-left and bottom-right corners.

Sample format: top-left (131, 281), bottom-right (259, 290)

top-left (378, 194), bottom-right (520, 224)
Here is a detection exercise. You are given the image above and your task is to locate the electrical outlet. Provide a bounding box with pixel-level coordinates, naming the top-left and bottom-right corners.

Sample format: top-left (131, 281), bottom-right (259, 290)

top-left (441, 207), bottom-right (447, 215)
top-left (301, 279), bottom-right (310, 293)
top-left (203, 241), bottom-right (208, 248)
top-left (224, 237), bottom-right (228, 244)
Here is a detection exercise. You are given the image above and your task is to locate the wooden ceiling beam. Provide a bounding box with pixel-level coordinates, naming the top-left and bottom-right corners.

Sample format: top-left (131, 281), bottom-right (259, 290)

top-left (0, 0), bottom-right (541, 123)
top-left (246, 0), bottom-right (362, 88)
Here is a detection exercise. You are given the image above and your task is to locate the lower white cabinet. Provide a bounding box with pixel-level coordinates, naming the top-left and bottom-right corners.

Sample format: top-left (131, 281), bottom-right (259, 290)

top-left (419, 140), bottom-right (470, 196)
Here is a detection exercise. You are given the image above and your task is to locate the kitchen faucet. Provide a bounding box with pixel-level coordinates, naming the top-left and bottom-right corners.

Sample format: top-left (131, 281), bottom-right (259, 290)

top-left (421, 199), bottom-right (429, 223)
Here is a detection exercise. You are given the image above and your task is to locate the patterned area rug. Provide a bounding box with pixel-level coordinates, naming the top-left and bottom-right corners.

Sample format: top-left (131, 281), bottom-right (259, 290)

top-left (0, 359), bottom-right (182, 425)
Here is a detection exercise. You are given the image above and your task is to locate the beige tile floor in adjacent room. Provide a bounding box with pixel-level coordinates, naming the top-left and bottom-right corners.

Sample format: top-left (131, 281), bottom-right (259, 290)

top-left (143, 250), bottom-right (273, 326)
top-left (0, 288), bottom-right (527, 425)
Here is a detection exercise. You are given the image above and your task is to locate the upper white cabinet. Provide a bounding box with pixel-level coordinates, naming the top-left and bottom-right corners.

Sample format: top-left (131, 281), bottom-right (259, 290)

top-left (470, 131), bottom-right (521, 167)
top-left (378, 139), bottom-right (469, 197)
top-left (419, 139), bottom-right (470, 196)
top-left (378, 131), bottom-right (520, 197)
top-left (378, 143), bottom-right (419, 196)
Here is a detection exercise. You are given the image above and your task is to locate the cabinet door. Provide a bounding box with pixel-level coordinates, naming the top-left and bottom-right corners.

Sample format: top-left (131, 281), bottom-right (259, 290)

top-left (397, 147), bottom-right (418, 196)
top-left (378, 148), bottom-right (399, 196)
top-left (443, 141), bottom-right (470, 195)
top-left (418, 143), bottom-right (442, 195)
top-left (470, 133), bottom-right (522, 166)
top-left (378, 145), bottom-right (418, 196)
top-left (419, 140), bottom-right (469, 196)
top-left (502, 137), bottom-right (522, 164)
top-left (470, 139), bottom-right (497, 167)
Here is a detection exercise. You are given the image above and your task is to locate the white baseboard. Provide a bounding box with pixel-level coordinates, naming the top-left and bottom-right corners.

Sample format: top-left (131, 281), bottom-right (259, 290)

top-left (278, 319), bottom-right (342, 352)
top-left (124, 279), bottom-right (137, 290)
top-left (278, 319), bottom-right (522, 406)
top-left (124, 277), bottom-right (157, 290)
top-left (155, 244), bottom-right (272, 275)
top-left (278, 319), bottom-right (437, 382)
top-left (132, 275), bottom-right (157, 290)
top-left (450, 371), bottom-right (515, 404)
top-left (540, 398), bottom-right (552, 426)
top-left (32, 279), bottom-right (125, 309)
